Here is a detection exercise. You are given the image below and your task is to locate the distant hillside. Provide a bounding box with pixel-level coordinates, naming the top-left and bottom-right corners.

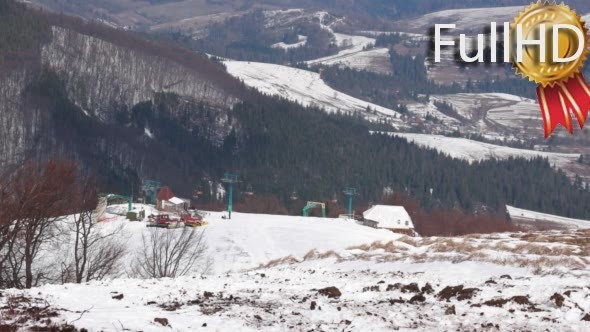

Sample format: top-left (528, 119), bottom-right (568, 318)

top-left (4, 0), bottom-right (590, 220)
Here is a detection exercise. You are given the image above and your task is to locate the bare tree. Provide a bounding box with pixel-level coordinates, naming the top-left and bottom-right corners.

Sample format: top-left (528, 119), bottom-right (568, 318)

top-left (67, 175), bottom-right (126, 283)
top-left (132, 227), bottom-right (209, 279)
top-left (0, 160), bottom-right (77, 288)
top-left (0, 159), bottom-right (123, 288)
top-left (0, 173), bottom-right (15, 279)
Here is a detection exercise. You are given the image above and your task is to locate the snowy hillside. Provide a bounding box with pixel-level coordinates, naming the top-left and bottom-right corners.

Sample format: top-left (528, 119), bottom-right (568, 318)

top-left (95, 207), bottom-right (401, 274)
top-left (392, 133), bottom-right (580, 169)
top-left (202, 212), bottom-right (399, 273)
top-left (311, 33), bottom-right (375, 62)
top-left (224, 60), bottom-right (401, 122)
top-left (4, 222), bottom-right (590, 331)
top-left (271, 35), bottom-right (308, 49)
top-left (426, 93), bottom-right (543, 132)
top-left (302, 11), bottom-right (391, 74)
top-left (507, 205), bottom-right (590, 229)
top-left (309, 47), bottom-right (392, 74)
top-left (396, 6), bottom-right (523, 33)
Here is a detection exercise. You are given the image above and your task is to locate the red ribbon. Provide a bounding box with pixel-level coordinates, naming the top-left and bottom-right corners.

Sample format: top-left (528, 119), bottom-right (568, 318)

top-left (537, 73), bottom-right (590, 138)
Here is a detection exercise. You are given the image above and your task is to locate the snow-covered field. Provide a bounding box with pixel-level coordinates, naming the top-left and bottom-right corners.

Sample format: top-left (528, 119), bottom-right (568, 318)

top-left (420, 93), bottom-right (543, 133)
top-left (224, 60), bottom-right (401, 122)
top-left (392, 133), bottom-right (580, 169)
top-left (406, 101), bottom-right (461, 125)
top-left (306, 33), bottom-right (378, 63)
top-left (302, 11), bottom-right (392, 74)
top-left (202, 211), bottom-right (399, 273)
top-left (508, 205), bottom-right (590, 229)
top-left (3, 210), bottom-right (590, 331)
top-left (431, 93), bottom-right (537, 121)
top-left (309, 47), bottom-right (392, 74)
top-left (271, 35), bottom-right (308, 49)
top-left (396, 6), bottom-right (524, 33)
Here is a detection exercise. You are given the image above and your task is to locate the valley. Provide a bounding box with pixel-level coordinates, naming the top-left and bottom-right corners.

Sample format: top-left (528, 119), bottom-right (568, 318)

top-left (2, 1), bottom-right (590, 331)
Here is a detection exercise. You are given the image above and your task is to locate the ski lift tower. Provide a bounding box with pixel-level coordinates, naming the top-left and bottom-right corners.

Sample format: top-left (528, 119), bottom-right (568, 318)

top-left (142, 179), bottom-right (161, 205)
top-left (343, 187), bottom-right (358, 218)
top-left (221, 173), bottom-right (239, 219)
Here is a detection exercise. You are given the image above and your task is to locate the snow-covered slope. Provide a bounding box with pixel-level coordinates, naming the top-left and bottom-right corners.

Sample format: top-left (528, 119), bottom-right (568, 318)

top-left (397, 6), bottom-right (524, 33)
top-left (271, 35), bottom-right (307, 49)
top-left (507, 205), bottom-right (590, 229)
top-left (392, 133), bottom-right (580, 168)
top-left (309, 47), bottom-right (392, 74)
top-left (203, 211), bottom-right (400, 273)
top-left (427, 93), bottom-right (543, 132)
top-left (306, 33), bottom-right (375, 63)
top-left (302, 11), bottom-right (391, 74)
top-left (224, 60), bottom-right (401, 121)
top-left (95, 208), bottom-right (401, 274)
top-left (5, 226), bottom-right (590, 331)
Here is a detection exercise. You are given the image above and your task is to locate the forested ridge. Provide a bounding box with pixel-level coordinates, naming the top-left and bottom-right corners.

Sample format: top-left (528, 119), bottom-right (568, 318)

top-left (154, 9), bottom-right (339, 65)
top-left (26, 65), bottom-right (590, 219)
top-left (228, 95), bottom-right (590, 218)
top-left (2, 0), bottom-right (590, 220)
top-left (314, 47), bottom-right (538, 109)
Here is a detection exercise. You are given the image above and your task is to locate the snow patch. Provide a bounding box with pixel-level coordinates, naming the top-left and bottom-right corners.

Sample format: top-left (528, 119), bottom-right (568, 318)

top-left (307, 33), bottom-right (376, 66)
top-left (507, 205), bottom-right (590, 229)
top-left (271, 35), bottom-right (308, 50)
top-left (223, 60), bottom-right (401, 121)
top-left (144, 126), bottom-right (154, 138)
top-left (392, 133), bottom-right (580, 169)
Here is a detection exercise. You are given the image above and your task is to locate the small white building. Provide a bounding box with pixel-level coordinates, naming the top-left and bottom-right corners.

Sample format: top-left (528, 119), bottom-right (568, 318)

top-left (362, 205), bottom-right (415, 235)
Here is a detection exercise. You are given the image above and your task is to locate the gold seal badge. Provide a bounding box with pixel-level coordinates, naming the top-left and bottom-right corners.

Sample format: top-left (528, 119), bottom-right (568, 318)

top-left (511, 1), bottom-right (589, 87)
top-left (510, 1), bottom-right (590, 137)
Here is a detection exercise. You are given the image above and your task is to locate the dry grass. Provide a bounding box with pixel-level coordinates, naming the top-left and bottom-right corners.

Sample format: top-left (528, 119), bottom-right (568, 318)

top-left (256, 256), bottom-right (300, 269)
top-left (303, 250), bottom-right (341, 261)
top-left (344, 229), bottom-right (590, 273)
top-left (255, 229), bottom-right (590, 273)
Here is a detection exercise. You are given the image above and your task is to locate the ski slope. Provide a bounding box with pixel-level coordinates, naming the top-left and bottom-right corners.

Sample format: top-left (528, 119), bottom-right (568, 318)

top-left (392, 133), bottom-right (580, 168)
top-left (224, 60), bottom-right (401, 120)
top-left (507, 205), bottom-right (590, 229)
top-left (202, 211), bottom-right (400, 273)
top-left (95, 208), bottom-right (401, 274)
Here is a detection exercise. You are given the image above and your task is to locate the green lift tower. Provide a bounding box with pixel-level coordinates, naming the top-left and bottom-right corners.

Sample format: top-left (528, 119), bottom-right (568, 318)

top-left (221, 173), bottom-right (239, 219)
top-left (302, 201), bottom-right (326, 218)
top-left (142, 179), bottom-right (161, 205)
top-left (343, 187), bottom-right (357, 218)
